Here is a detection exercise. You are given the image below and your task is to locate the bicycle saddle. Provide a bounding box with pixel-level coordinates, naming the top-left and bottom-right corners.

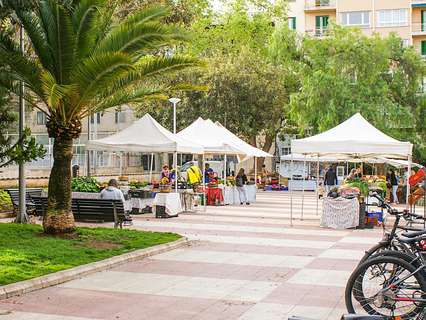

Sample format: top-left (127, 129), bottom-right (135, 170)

top-left (401, 229), bottom-right (426, 238)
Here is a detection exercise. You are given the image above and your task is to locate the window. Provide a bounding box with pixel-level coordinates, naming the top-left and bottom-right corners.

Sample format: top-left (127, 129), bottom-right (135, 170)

top-left (377, 9), bottom-right (408, 27)
top-left (142, 154), bottom-right (156, 171)
top-left (288, 17), bottom-right (296, 30)
top-left (281, 147), bottom-right (291, 155)
top-left (115, 111), bottom-right (126, 123)
top-left (36, 111), bottom-right (46, 125)
top-left (401, 39), bottom-right (410, 47)
top-left (422, 41), bottom-right (426, 56)
top-left (315, 16), bottom-right (329, 35)
top-left (341, 11), bottom-right (370, 27)
top-left (90, 113), bottom-right (101, 124)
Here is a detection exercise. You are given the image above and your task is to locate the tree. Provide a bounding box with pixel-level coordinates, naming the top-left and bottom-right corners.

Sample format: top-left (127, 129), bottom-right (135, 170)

top-left (0, 0), bottom-right (201, 233)
top-left (0, 87), bottom-right (45, 168)
top-left (138, 0), bottom-right (293, 166)
top-left (289, 26), bottom-right (426, 162)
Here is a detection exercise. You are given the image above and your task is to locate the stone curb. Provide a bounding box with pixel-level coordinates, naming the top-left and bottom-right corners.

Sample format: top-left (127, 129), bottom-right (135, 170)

top-left (0, 237), bottom-right (191, 300)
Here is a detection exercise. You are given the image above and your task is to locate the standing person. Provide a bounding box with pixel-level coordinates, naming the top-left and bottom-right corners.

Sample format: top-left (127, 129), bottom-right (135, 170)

top-left (161, 164), bottom-right (170, 180)
top-left (204, 163), bottom-right (214, 183)
top-left (354, 167), bottom-right (363, 179)
top-left (324, 165), bottom-right (338, 195)
top-left (235, 168), bottom-right (249, 205)
top-left (100, 179), bottom-right (125, 202)
top-left (387, 169), bottom-right (399, 204)
top-left (346, 168), bottom-right (356, 181)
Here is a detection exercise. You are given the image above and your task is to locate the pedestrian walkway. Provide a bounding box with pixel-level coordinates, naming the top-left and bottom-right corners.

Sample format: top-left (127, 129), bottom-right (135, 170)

top-left (0, 191), bottom-right (381, 320)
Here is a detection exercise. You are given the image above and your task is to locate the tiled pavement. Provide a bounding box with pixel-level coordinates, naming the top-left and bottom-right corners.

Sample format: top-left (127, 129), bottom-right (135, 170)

top-left (0, 191), bottom-right (382, 320)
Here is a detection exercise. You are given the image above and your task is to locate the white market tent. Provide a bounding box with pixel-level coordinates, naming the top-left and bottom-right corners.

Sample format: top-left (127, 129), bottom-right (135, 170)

top-left (288, 113), bottom-right (414, 224)
top-left (178, 118), bottom-right (272, 183)
top-left (86, 113), bottom-right (203, 154)
top-left (86, 113), bottom-right (204, 192)
top-left (292, 113), bottom-right (412, 159)
top-left (214, 121), bottom-right (272, 159)
top-left (177, 118), bottom-right (247, 156)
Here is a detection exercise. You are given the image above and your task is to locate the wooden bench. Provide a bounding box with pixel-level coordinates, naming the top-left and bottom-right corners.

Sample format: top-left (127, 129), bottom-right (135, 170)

top-left (32, 197), bottom-right (131, 228)
top-left (5, 188), bottom-right (43, 215)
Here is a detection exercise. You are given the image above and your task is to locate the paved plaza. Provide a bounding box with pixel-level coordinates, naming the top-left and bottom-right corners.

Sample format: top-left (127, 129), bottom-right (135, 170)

top-left (0, 192), bottom-right (381, 320)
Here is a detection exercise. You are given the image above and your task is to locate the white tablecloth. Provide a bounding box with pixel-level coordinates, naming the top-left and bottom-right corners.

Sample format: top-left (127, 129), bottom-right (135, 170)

top-left (126, 198), bottom-right (153, 212)
top-left (223, 185), bottom-right (256, 205)
top-left (153, 193), bottom-right (183, 216)
top-left (321, 197), bottom-right (359, 229)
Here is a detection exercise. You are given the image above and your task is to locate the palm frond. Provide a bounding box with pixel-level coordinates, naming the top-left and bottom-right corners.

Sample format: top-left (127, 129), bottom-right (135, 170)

top-left (123, 5), bottom-right (169, 26)
top-left (38, 0), bottom-right (76, 83)
top-left (40, 70), bottom-right (76, 110)
top-left (96, 22), bottom-right (188, 56)
top-left (12, 6), bottom-right (55, 75)
top-left (0, 32), bottom-right (45, 99)
top-left (72, 0), bottom-right (104, 60)
top-left (71, 52), bottom-right (134, 116)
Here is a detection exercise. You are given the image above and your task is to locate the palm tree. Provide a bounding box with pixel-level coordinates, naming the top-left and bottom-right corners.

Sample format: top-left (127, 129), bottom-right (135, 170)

top-left (0, 0), bottom-right (201, 233)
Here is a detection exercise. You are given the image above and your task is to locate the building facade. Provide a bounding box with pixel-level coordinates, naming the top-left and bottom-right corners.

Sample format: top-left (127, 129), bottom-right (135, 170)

top-left (287, 0), bottom-right (426, 56)
top-left (1, 107), bottom-right (165, 180)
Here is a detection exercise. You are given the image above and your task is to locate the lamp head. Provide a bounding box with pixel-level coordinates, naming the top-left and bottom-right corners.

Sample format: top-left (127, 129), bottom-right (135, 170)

top-left (168, 97), bottom-right (181, 104)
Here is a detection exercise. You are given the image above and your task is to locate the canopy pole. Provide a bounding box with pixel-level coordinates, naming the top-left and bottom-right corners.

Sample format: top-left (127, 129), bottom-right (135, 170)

top-left (406, 155), bottom-right (412, 209)
top-left (224, 154), bottom-right (227, 186)
top-left (301, 155), bottom-right (306, 220)
top-left (202, 153), bottom-right (206, 212)
top-left (254, 156), bottom-right (257, 187)
top-left (149, 153), bottom-right (154, 184)
top-left (290, 153), bottom-right (294, 227)
top-left (316, 155), bottom-right (320, 216)
top-left (174, 151), bottom-right (178, 192)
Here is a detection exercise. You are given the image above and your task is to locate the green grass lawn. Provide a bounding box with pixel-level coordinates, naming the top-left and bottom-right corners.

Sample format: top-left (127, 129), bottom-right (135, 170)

top-left (0, 223), bottom-right (181, 286)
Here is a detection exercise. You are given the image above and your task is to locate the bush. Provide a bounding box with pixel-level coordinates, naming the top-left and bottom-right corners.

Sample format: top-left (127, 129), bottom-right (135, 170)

top-left (71, 177), bottom-right (100, 193)
top-left (0, 190), bottom-right (12, 210)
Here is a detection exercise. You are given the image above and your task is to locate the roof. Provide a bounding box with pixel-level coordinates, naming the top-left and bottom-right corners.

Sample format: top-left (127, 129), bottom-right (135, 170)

top-left (177, 118), bottom-right (247, 155)
top-left (85, 114), bottom-right (204, 154)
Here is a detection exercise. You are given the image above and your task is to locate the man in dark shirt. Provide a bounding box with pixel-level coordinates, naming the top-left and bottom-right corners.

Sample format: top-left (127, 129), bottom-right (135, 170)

top-left (324, 165), bottom-right (338, 195)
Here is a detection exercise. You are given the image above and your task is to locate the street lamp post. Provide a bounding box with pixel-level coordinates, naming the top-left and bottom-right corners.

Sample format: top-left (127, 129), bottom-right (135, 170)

top-left (169, 98), bottom-right (181, 192)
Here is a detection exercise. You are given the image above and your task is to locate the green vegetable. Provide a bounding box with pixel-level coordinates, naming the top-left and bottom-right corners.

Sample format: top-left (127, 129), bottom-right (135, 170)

top-left (129, 181), bottom-right (148, 189)
top-left (0, 190), bottom-right (12, 210)
top-left (347, 179), bottom-right (369, 196)
top-left (71, 177), bottom-right (100, 193)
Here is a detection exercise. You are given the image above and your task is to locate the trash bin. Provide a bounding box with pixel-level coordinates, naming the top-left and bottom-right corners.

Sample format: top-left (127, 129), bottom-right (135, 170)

top-left (357, 202), bottom-right (366, 229)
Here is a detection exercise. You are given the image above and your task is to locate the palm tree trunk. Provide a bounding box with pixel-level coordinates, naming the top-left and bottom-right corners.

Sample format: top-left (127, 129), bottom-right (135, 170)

top-left (43, 135), bottom-right (75, 234)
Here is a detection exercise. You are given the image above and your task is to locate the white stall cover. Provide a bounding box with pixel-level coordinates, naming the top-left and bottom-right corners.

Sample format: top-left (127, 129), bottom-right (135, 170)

top-left (291, 113), bottom-right (412, 159)
top-left (177, 118), bottom-right (246, 155)
top-left (214, 121), bottom-right (272, 158)
top-left (86, 114), bottom-right (204, 154)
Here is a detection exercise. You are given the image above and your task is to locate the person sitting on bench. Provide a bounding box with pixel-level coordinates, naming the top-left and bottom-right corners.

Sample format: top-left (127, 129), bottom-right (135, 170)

top-left (100, 179), bottom-right (125, 202)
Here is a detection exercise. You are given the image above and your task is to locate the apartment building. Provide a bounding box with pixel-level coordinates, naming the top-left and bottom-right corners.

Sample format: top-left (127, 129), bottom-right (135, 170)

top-left (1, 107), bottom-right (165, 180)
top-left (287, 0), bottom-right (426, 56)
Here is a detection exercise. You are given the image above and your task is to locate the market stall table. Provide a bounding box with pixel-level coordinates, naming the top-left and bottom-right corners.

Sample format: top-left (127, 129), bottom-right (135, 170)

top-left (152, 192), bottom-right (183, 217)
top-left (321, 197), bottom-right (359, 229)
top-left (206, 187), bottom-right (224, 206)
top-left (223, 185), bottom-right (256, 205)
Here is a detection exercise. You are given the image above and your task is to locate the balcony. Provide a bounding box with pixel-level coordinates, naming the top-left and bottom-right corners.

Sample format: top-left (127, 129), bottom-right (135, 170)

top-left (412, 23), bottom-right (426, 36)
top-left (305, 0), bottom-right (336, 11)
top-left (412, 0), bottom-right (426, 7)
top-left (305, 28), bottom-right (330, 37)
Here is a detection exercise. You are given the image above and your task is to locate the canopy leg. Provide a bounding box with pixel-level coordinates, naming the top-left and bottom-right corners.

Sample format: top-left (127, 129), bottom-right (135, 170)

top-left (149, 153), bottom-right (154, 184)
top-left (290, 154), bottom-right (293, 227)
top-left (174, 151), bottom-right (178, 192)
top-left (224, 154), bottom-right (227, 186)
top-left (301, 155), bottom-right (306, 220)
top-left (407, 155), bottom-right (412, 210)
top-left (202, 153), bottom-right (206, 212)
top-left (254, 156), bottom-right (257, 187)
top-left (316, 156), bottom-right (319, 216)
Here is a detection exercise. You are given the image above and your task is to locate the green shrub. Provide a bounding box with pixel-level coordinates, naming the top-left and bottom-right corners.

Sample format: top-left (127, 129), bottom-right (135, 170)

top-left (0, 190), bottom-right (12, 210)
top-left (71, 177), bottom-right (100, 193)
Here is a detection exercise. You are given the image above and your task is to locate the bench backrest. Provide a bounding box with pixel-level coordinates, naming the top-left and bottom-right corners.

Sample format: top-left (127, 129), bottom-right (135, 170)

top-left (31, 196), bottom-right (124, 222)
top-left (5, 188), bottom-right (43, 206)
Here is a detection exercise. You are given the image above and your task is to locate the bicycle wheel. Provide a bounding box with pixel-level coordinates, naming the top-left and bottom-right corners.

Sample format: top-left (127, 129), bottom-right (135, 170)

top-left (346, 256), bottom-right (426, 319)
top-left (359, 241), bottom-right (410, 265)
